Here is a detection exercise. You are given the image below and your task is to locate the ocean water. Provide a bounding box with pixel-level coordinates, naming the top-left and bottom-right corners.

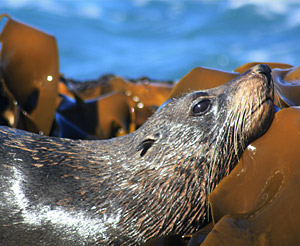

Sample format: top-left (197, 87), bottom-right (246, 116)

top-left (1, 0), bottom-right (300, 81)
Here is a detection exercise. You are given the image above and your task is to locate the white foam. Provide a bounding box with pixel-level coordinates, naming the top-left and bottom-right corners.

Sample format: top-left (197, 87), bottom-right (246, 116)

top-left (286, 8), bottom-right (300, 28)
top-left (78, 4), bottom-right (103, 19)
top-left (228, 0), bottom-right (290, 14)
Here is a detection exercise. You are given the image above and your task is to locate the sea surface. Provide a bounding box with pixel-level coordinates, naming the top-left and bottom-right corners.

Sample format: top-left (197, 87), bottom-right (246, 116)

top-left (1, 0), bottom-right (300, 81)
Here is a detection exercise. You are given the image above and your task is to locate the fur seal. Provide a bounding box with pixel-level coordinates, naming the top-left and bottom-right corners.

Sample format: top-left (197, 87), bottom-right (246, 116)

top-left (0, 64), bottom-right (274, 245)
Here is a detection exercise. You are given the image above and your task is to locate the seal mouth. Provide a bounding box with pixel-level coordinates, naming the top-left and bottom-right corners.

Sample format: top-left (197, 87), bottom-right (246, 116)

top-left (252, 64), bottom-right (274, 113)
top-left (258, 98), bottom-right (274, 114)
top-left (242, 73), bottom-right (275, 146)
top-left (246, 98), bottom-right (273, 123)
top-left (248, 81), bottom-right (274, 119)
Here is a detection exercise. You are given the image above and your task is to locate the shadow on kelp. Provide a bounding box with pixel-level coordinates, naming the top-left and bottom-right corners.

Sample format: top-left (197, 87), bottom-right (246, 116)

top-left (0, 13), bottom-right (58, 135)
top-left (0, 14), bottom-right (300, 246)
top-left (54, 75), bottom-right (173, 139)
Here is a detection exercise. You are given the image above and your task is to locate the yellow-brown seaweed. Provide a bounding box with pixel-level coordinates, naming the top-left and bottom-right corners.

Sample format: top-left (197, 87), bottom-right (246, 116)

top-left (0, 14), bottom-right (59, 135)
top-left (205, 107), bottom-right (300, 245)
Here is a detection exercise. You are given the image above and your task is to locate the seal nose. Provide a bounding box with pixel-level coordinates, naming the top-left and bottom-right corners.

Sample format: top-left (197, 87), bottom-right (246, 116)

top-left (253, 64), bottom-right (272, 76)
top-left (253, 64), bottom-right (272, 87)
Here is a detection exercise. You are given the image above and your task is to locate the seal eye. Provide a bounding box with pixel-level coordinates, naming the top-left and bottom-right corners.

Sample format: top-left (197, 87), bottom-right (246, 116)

top-left (192, 99), bottom-right (211, 115)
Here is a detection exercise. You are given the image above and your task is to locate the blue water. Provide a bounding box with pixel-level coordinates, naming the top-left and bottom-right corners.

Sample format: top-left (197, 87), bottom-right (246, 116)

top-left (1, 0), bottom-right (300, 80)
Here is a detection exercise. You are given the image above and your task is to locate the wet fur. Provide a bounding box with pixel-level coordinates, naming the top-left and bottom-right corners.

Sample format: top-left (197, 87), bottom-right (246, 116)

top-left (0, 66), bottom-right (274, 245)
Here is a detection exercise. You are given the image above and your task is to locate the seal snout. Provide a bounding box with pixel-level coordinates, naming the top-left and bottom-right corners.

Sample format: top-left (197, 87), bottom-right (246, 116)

top-left (253, 64), bottom-right (272, 75)
top-left (252, 64), bottom-right (272, 88)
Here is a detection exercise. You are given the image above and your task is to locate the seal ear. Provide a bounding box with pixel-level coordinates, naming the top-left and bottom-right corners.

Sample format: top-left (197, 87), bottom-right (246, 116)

top-left (137, 133), bottom-right (161, 157)
top-left (136, 139), bottom-right (155, 157)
